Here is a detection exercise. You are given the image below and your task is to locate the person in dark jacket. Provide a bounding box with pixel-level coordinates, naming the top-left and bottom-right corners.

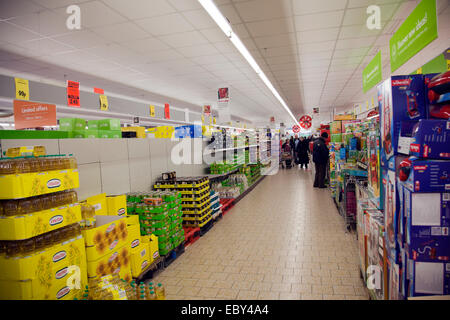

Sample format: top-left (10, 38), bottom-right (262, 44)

top-left (312, 132), bottom-right (329, 188)
top-left (296, 136), bottom-right (310, 169)
top-left (289, 136), bottom-right (295, 157)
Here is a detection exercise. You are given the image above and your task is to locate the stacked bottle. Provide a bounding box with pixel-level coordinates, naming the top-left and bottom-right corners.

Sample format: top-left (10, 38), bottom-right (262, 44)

top-left (0, 154), bottom-right (77, 175)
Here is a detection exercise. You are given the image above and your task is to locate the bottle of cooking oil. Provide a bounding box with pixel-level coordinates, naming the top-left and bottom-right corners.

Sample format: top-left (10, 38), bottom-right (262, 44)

top-left (68, 154), bottom-right (77, 169)
top-left (155, 283), bottom-right (165, 300)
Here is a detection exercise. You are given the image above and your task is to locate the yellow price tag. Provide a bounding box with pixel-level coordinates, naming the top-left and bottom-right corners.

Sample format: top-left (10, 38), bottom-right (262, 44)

top-left (209, 116), bottom-right (212, 124)
top-left (447, 60), bottom-right (450, 71)
top-left (213, 117), bottom-right (216, 124)
top-left (366, 101), bottom-right (369, 111)
top-left (15, 78), bottom-right (29, 100)
top-left (99, 95), bottom-right (108, 111)
top-left (416, 67), bottom-right (423, 74)
top-left (201, 115), bottom-right (205, 123)
top-left (371, 97), bottom-right (374, 109)
top-left (150, 105), bottom-right (155, 117)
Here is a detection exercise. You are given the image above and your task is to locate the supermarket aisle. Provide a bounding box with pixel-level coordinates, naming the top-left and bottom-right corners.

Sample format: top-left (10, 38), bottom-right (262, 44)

top-left (151, 167), bottom-right (368, 300)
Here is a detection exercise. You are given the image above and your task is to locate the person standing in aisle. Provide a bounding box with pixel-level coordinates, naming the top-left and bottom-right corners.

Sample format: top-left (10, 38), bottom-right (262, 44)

top-left (312, 132), bottom-right (329, 188)
top-left (294, 135), bottom-right (300, 164)
top-left (289, 136), bottom-right (295, 158)
top-left (296, 136), bottom-right (310, 169)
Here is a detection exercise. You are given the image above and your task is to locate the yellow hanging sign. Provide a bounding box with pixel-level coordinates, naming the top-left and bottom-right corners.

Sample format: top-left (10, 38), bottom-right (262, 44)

top-left (201, 115), bottom-right (205, 123)
top-left (366, 101), bottom-right (369, 111)
top-left (150, 105), bottom-right (155, 117)
top-left (99, 95), bottom-right (108, 111)
top-left (15, 78), bottom-right (29, 100)
top-left (447, 60), bottom-right (450, 71)
top-left (213, 117), bottom-right (216, 124)
top-left (209, 116), bottom-right (212, 124)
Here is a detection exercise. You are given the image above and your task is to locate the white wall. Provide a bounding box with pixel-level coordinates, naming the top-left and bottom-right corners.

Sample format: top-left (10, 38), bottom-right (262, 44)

top-left (0, 138), bottom-right (209, 201)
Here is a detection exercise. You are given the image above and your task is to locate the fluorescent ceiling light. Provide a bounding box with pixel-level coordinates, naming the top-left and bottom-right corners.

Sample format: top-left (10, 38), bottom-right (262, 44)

top-left (198, 0), bottom-right (300, 126)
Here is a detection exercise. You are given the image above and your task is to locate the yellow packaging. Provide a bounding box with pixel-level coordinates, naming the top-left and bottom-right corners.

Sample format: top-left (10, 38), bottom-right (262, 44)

top-left (148, 234), bottom-right (159, 262)
top-left (127, 224), bottom-right (141, 253)
top-left (121, 126), bottom-right (146, 138)
top-left (141, 235), bottom-right (150, 243)
top-left (0, 204), bottom-right (82, 240)
top-left (82, 215), bottom-right (128, 262)
top-left (126, 215), bottom-right (139, 226)
top-left (0, 236), bottom-right (87, 300)
top-left (86, 243), bottom-right (131, 281)
top-left (106, 195), bottom-right (127, 216)
top-left (85, 193), bottom-right (107, 215)
top-left (130, 246), bottom-right (150, 278)
top-left (0, 169), bottom-right (79, 200)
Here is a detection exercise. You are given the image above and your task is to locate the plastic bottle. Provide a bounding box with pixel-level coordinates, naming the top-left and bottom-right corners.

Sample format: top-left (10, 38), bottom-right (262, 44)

top-left (148, 290), bottom-right (157, 300)
top-left (6, 241), bottom-right (21, 257)
top-left (18, 238), bottom-right (35, 256)
top-left (68, 154), bottom-right (77, 170)
top-left (155, 283), bottom-right (165, 300)
top-left (62, 155), bottom-right (71, 170)
top-left (29, 157), bottom-right (41, 173)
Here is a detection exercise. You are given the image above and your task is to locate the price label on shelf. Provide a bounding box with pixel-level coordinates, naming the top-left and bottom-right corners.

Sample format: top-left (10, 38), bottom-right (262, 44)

top-left (99, 95), bottom-right (108, 111)
top-left (15, 78), bottom-right (29, 101)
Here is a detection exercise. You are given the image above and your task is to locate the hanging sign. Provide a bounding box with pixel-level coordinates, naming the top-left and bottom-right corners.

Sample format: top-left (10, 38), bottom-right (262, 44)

top-left (201, 114), bottom-right (205, 123)
top-left (13, 100), bottom-right (56, 130)
top-left (150, 105), bottom-right (155, 117)
top-left (292, 125), bottom-right (300, 133)
top-left (94, 87), bottom-right (104, 94)
top-left (389, 0), bottom-right (438, 72)
top-left (15, 78), bottom-right (30, 101)
top-left (313, 107), bottom-right (319, 114)
top-left (99, 95), bottom-right (108, 111)
top-left (203, 105), bottom-right (211, 116)
top-left (134, 117), bottom-right (139, 124)
top-left (218, 88), bottom-right (229, 102)
top-left (164, 103), bottom-right (170, 119)
top-left (299, 115), bottom-right (312, 129)
top-left (270, 116), bottom-right (275, 123)
top-left (67, 80), bottom-right (80, 107)
top-left (213, 117), bottom-right (216, 124)
top-left (362, 51), bottom-right (382, 93)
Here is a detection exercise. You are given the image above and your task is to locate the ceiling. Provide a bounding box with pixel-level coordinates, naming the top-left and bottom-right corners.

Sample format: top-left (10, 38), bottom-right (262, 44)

top-left (0, 0), bottom-right (449, 126)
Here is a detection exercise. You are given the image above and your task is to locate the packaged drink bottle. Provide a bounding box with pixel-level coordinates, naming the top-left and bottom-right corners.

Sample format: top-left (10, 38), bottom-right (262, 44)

top-left (3, 199), bottom-right (20, 216)
top-left (6, 241), bottom-right (21, 257)
top-left (43, 231), bottom-right (54, 248)
top-left (18, 157), bottom-right (32, 174)
top-left (39, 156), bottom-right (50, 172)
top-left (29, 157), bottom-right (41, 173)
top-left (34, 234), bottom-right (45, 252)
top-left (69, 154), bottom-right (77, 169)
top-left (18, 238), bottom-right (35, 256)
top-left (155, 283), bottom-right (165, 300)
top-left (21, 198), bottom-right (33, 215)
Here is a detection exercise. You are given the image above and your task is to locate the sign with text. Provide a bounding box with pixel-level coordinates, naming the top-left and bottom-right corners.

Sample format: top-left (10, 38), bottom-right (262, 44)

top-left (313, 107), bottom-right (319, 114)
top-left (203, 105), bottom-right (211, 116)
top-left (13, 100), bottom-right (56, 129)
top-left (99, 95), bottom-right (108, 111)
top-left (164, 103), bottom-right (170, 119)
top-left (67, 80), bottom-right (80, 107)
top-left (94, 87), bottom-right (104, 94)
top-left (270, 116), bottom-right (275, 123)
top-left (218, 88), bottom-right (229, 102)
top-left (363, 51), bottom-right (382, 93)
top-left (15, 78), bottom-right (29, 101)
top-left (150, 105), bottom-right (155, 117)
top-left (389, 0), bottom-right (438, 72)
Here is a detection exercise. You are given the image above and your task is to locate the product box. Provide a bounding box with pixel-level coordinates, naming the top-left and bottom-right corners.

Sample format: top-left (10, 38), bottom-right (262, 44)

top-left (174, 125), bottom-right (203, 138)
top-left (403, 189), bottom-right (450, 262)
top-left (126, 214), bottom-right (139, 226)
top-left (87, 120), bottom-right (99, 130)
top-left (147, 234), bottom-right (159, 262)
top-left (383, 167), bottom-right (401, 263)
top-left (366, 209), bottom-right (386, 300)
top-left (130, 246), bottom-right (150, 278)
top-left (85, 130), bottom-right (99, 139)
top-left (0, 169), bottom-right (80, 200)
top-left (59, 118), bottom-right (86, 131)
top-left (407, 260), bottom-right (450, 297)
top-left (387, 258), bottom-right (404, 300)
top-left (423, 73), bottom-right (440, 110)
top-left (82, 215), bottom-right (128, 261)
top-left (98, 130), bottom-right (122, 139)
top-left (378, 75), bottom-right (427, 168)
top-left (121, 126), bottom-right (146, 138)
top-left (342, 120), bottom-right (361, 133)
top-left (398, 120), bottom-right (450, 159)
top-left (86, 242), bottom-right (131, 279)
top-left (85, 193), bottom-right (108, 215)
top-left (98, 119), bottom-right (121, 131)
top-left (106, 195), bottom-right (127, 216)
top-left (367, 130), bottom-right (382, 209)
top-left (127, 223), bottom-right (141, 253)
top-left (330, 121), bottom-right (342, 134)
top-left (398, 158), bottom-right (450, 193)
top-left (67, 130), bottom-right (86, 139)
top-left (0, 203), bottom-right (81, 240)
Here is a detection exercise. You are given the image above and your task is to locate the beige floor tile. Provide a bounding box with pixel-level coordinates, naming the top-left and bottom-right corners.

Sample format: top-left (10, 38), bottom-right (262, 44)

top-left (197, 287), bottom-right (220, 298)
top-left (251, 282), bottom-right (272, 292)
top-left (178, 286), bottom-right (201, 296)
top-left (178, 279), bottom-right (198, 287)
top-left (312, 285), bottom-right (334, 295)
top-left (301, 276), bottom-right (322, 285)
top-left (263, 274), bottom-right (283, 283)
top-left (237, 290), bottom-right (260, 300)
top-left (301, 294), bottom-right (323, 300)
top-left (279, 292), bottom-right (301, 300)
top-left (244, 273), bottom-right (265, 282)
top-left (231, 280), bottom-right (254, 290)
top-left (208, 272), bottom-right (229, 281)
top-left (257, 291), bottom-right (280, 300)
top-left (194, 279), bottom-right (216, 288)
top-left (323, 294), bottom-right (346, 300)
top-left (213, 280), bottom-right (233, 289)
top-left (271, 282), bottom-right (292, 292)
top-left (165, 295), bottom-right (186, 300)
top-left (216, 288), bottom-right (238, 299)
top-left (291, 283), bottom-right (312, 294)
top-left (227, 273), bottom-right (247, 282)
top-left (333, 285), bottom-right (356, 295)
top-left (345, 295), bottom-right (369, 300)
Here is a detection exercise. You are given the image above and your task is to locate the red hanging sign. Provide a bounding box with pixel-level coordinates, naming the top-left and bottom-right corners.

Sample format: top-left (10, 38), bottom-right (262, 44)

top-left (94, 87), bottom-right (104, 94)
top-left (299, 115), bottom-right (312, 129)
top-left (13, 100), bottom-right (57, 129)
top-left (292, 125), bottom-right (300, 133)
top-left (67, 80), bottom-right (80, 107)
top-left (203, 105), bottom-right (211, 116)
top-left (164, 103), bottom-right (170, 119)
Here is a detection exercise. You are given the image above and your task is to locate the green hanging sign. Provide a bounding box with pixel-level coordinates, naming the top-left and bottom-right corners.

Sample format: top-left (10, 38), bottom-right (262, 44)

top-left (363, 51), bottom-right (382, 93)
top-left (389, 0), bottom-right (438, 72)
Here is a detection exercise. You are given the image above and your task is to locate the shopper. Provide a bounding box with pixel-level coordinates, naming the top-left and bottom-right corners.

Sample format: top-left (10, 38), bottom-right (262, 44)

top-left (294, 135), bottom-right (300, 164)
top-left (312, 132), bottom-right (329, 188)
top-left (297, 136), bottom-right (310, 169)
top-left (289, 136), bottom-right (295, 157)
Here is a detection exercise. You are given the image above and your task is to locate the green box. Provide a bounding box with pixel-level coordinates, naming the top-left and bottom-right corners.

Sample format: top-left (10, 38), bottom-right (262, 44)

top-left (98, 130), bottom-right (122, 138)
top-left (98, 119), bottom-right (121, 131)
top-left (68, 130), bottom-right (86, 138)
top-left (0, 130), bottom-right (68, 139)
top-left (85, 130), bottom-right (99, 138)
top-left (330, 134), bottom-right (342, 143)
top-left (59, 118), bottom-right (86, 131)
top-left (87, 120), bottom-right (99, 130)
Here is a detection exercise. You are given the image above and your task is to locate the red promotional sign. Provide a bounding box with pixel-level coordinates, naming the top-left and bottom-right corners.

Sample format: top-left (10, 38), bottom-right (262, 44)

top-left (270, 116), bottom-right (275, 123)
top-left (94, 87), bottom-right (104, 94)
top-left (292, 125), bottom-right (300, 133)
top-left (203, 105), bottom-right (211, 116)
top-left (164, 103), bottom-right (170, 119)
top-left (299, 115), bottom-right (312, 129)
top-left (13, 100), bottom-right (57, 129)
top-left (218, 88), bottom-right (229, 102)
top-left (67, 81), bottom-right (80, 107)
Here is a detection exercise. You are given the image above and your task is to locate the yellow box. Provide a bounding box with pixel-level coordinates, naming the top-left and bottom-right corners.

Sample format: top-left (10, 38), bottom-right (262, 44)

top-left (0, 169), bottom-right (79, 200)
top-left (82, 215), bottom-right (128, 262)
top-left (86, 243), bottom-right (131, 279)
top-left (85, 193), bottom-right (107, 215)
top-left (130, 246), bottom-right (150, 278)
top-left (126, 215), bottom-right (139, 226)
top-left (121, 126), bottom-right (146, 138)
top-left (127, 224), bottom-right (141, 253)
top-left (87, 261), bottom-right (132, 284)
top-left (148, 234), bottom-right (159, 262)
top-left (0, 204), bottom-right (82, 241)
top-left (106, 195), bottom-right (127, 216)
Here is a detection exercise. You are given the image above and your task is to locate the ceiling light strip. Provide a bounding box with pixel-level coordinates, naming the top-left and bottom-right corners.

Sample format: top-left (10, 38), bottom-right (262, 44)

top-left (198, 0), bottom-right (300, 126)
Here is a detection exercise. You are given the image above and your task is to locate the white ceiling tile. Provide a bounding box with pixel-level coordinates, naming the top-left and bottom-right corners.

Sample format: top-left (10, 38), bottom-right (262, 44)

top-left (16, 38), bottom-right (73, 56)
top-left (253, 33), bottom-right (296, 49)
top-left (167, 0), bottom-right (202, 11)
top-left (265, 55), bottom-right (299, 65)
top-left (342, 3), bottom-right (400, 26)
top-left (60, 1), bottom-right (128, 28)
top-left (159, 31), bottom-right (209, 48)
top-left (0, 0), bottom-right (45, 19)
top-left (347, 0), bottom-right (403, 9)
top-left (190, 54), bottom-right (229, 65)
top-left (176, 43), bottom-right (220, 57)
top-left (103, 0), bottom-right (176, 19)
top-left (135, 13), bottom-right (195, 36)
top-left (246, 18), bottom-right (295, 37)
top-left (182, 9), bottom-right (217, 29)
top-left (213, 41), bottom-right (239, 54)
top-left (0, 22), bottom-right (42, 43)
top-left (217, 4), bottom-right (242, 24)
top-left (92, 22), bottom-right (149, 43)
top-left (295, 11), bottom-right (344, 31)
top-left (233, 0), bottom-right (292, 22)
top-left (300, 51), bottom-right (334, 60)
top-left (144, 49), bottom-right (185, 62)
top-left (297, 28), bottom-right (340, 44)
top-left (232, 24), bottom-right (250, 39)
top-left (53, 30), bottom-right (111, 50)
top-left (293, 0), bottom-right (347, 15)
top-left (259, 46), bottom-right (295, 58)
top-left (8, 10), bottom-right (70, 37)
top-left (123, 37), bottom-right (170, 54)
top-left (298, 41), bottom-right (336, 54)
top-left (335, 36), bottom-right (377, 50)
top-left (200, 28), bottom-right (229, 43)
top-left (333, 46), bottom-right (371, 58)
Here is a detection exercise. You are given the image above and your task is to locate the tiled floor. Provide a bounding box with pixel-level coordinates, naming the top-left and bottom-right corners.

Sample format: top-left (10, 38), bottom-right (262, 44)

top-left (150, 166), bottom-right (369, 300)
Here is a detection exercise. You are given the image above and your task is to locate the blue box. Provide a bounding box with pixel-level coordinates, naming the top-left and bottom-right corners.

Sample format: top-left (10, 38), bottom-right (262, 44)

top-left (403, 188), bottom-right (450, 262)
top-left (399, 157), bottom-right (450, 193)
top-left (174, 125), bottom-right (202, 138)
top-left (407, 259), bottom-right (450, 297)
top-left (378, 75), bottom-right (427, 169)
top-left (423, 73), bottom-right (440, 110)
top-left (398, 120), bottom-right (450, 159)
